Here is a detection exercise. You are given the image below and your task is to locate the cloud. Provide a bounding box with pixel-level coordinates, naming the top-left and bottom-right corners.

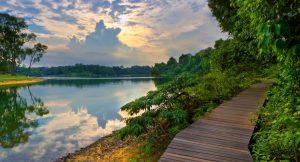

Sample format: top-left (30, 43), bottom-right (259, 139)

top-left (0, 0), bottom-right (227, 66)
top-left (68, 20), bottom-right (124, 54)
top-left (38, 20), bottom-right (132, 66)
top-left (37, 19), bottom-right (169, 66)
top-left (28, 23), bottom-right (52, 34)
top-left (164, 13), bottom-right (227, 58)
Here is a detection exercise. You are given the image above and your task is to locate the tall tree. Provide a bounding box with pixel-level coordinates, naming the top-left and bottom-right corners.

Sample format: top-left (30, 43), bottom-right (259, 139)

top-left (208, 0), bottom-right (237, 34)
top-left (0, 13), bottom-right (46, 74)
top-left (27, 43), bottom-right (47, 74)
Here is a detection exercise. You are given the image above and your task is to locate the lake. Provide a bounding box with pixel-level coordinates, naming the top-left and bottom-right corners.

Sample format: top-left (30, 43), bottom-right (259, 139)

top-left (0, 78), bottom-right (157, 162)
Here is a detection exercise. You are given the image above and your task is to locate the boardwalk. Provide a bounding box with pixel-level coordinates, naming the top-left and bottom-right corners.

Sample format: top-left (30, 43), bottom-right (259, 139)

top-left (159, 83), bottom-right (270, 162)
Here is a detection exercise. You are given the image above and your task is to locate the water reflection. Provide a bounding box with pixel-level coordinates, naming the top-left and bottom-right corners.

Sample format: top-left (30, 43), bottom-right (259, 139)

top-left (0, 78), bottom-right (156, 162)
top-left (0, 87), bottom-right (48, 148)
top-left (40, 77), bottom-right (156, 87)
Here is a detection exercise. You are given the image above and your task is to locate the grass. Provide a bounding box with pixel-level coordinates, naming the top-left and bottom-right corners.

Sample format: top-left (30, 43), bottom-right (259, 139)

top-left (61, 133), bottom-right (170, 162)
top-left (0, 74), bottom-right (34, 82)
top-left (0, 74), bottom-right (43, 85)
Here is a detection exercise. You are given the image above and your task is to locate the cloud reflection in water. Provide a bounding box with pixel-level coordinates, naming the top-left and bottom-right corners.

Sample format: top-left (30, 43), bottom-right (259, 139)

top-left (0, 78), bottom-right (156, 162)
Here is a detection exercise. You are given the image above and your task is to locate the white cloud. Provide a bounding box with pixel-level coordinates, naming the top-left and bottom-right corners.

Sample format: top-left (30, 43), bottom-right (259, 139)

top-left (0, 0), bottom-right (227, 66)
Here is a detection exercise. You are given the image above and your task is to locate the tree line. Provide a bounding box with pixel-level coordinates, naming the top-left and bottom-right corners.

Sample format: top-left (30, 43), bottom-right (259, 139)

top-left (17, 64), bottom-right (152, 77)
top-left (151, 48), bottom-right (212, 77)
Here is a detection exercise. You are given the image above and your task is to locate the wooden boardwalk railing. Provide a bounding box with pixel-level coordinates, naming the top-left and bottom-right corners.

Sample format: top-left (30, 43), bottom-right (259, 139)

top-left (159, 83), bottom-right (270, 162)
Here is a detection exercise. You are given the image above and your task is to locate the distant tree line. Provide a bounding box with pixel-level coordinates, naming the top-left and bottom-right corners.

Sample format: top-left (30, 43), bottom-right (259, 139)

top-left (0, 13), bottom-right (46, 74)
top-left (17, 64), bottom-right (152, 77)
top-left (151, 48), bottom-right (212, 77)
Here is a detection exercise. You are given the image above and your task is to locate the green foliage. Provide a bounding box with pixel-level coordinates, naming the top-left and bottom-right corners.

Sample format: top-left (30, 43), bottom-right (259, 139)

top-left (0, 13), bottom-right (47, 74)
top-left (151, 48), bottom-right (212, 77)
top-left (117, 2), bottom-right (276, 152)
top-left (253, 82), bottom-right (300, 161)
top-left (208, 0), bottom-right (262, 61)
top-left (27, 43), bottom-right (47, 71)
top-left (119, 1), bottom-right (298, 160)
top-left (139, 142), bottom-right (153, 155)
top-left (0, 86), bottom-right (48, 148)
top-left (17, 64), bottom-right (152, 77)
top-left (0, 74), bottom-right (36, 82)
top-left (0, 62), bottom-right (11, 74)
top-left (117, 69), bottom-right (260, 149)
top-left (211, 39), bottom-right (262, 73)
top-left (208, 0), bottom-right (237, 34)
top-left (117, 74), bottom-right (198, 139)
top-left (232, 0), bottom-right (300, 161)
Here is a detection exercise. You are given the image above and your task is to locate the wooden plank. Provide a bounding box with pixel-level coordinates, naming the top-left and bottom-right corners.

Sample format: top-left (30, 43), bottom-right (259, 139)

top-left (159, 83), bottom-right (270, 162)
top-left (174, 135), bottom-right (249, 150)
top-left (172, 138), bottom-right (250, 154)
top-left (197, 119), bottom-right (254, 129)
top-left (185, 127), bottom-right (252, 142)
top-left (189, 123), bottom-right (254, 135)
top-left (169, 141), bottom-right (252, 161)
top-left (162, 153), bottom-right (213, 162)
top-left (165, 147), bottom-right (250, 162)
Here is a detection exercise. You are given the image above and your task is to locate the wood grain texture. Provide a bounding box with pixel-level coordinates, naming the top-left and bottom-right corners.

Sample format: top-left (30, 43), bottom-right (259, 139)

top-left (159, 83), bottom-right (270, 162)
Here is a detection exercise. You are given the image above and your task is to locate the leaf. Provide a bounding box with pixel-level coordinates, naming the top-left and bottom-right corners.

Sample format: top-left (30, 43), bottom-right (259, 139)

top-left (274, 23), bottom-right (290, 36)
top-left (280, 23), bottom-right (290, 36)
top-left (257, 24), bottom-right (267, 35)
top-left (286, 118), bottom-right (300, 128)
top-left (260, 36), bottom-right (269, 49)
top-left (286, 44), bottom-right (300, 63)
top-left (272, 39), bottom-right (287, 53)
top-left (296, 131), bottom-right (300, 145)
top-left (291, 44), bottom-right (300, 55)
top-left (274, 24), bottom-right (281, 36)
top-left (296, 105), bottom-right (300, 111)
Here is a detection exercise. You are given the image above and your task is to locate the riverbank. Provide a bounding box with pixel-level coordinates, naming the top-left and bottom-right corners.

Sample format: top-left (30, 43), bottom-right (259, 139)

top-left (57, 133), bottom-right (170, 162)
top-left (0, 74), bottom-right (44, 86)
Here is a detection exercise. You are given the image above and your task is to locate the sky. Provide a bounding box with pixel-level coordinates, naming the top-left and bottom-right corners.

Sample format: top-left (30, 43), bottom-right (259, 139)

top-left (0, 0), bottom-right (227, 66)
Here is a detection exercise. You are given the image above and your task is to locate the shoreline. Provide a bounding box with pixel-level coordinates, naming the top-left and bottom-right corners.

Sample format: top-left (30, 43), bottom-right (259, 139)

top-left (56, 132), bottom-right (169, 162)
top-left (0, 78), bottom-right (44, 86)
top-left (55, 134), bottom-right (124, 162)
top-left (56, 133), bottom-right (142, 162)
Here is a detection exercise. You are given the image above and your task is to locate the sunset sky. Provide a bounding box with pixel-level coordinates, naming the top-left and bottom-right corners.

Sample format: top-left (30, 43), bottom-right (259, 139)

top-left (0, 0), bottom-right (227, 66)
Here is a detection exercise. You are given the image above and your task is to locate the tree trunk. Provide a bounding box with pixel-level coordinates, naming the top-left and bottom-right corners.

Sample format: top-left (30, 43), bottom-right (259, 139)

top-left (11, 59), bottom-right (17, 75)
top-left (27, 59), bottom-right (33, 76)
top-left (27, 66), bottom-right (31, 76)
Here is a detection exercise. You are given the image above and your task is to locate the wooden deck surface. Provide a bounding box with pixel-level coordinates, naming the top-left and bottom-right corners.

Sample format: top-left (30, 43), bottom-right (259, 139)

top-left (159, 83), bottom-right (270, 162)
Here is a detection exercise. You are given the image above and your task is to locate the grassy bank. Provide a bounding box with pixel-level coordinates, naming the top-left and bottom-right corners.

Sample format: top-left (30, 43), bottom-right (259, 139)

top-left (59, 133), bottom-right (170, 162)
top-left (0, 74), bottom-right (43, 86)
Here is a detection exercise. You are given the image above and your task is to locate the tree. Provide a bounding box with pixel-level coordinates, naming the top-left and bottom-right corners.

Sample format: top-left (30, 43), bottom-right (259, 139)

top-left (208, 0), bottom-right (237, 34)
top-left (0, 61), bottom-right (10, 73)
top-left (27, 43), bottom-right (47, 74)
top-left (0, 87), bottom-right (48, 148)
top-left (178, 54), bottom-right (192, 65)
top-left (0, 13), bottom-right (46, 74)
top-left (224, 0), bottom-right (300, 160)
top-left (167, 57), bottom-right (177, 66)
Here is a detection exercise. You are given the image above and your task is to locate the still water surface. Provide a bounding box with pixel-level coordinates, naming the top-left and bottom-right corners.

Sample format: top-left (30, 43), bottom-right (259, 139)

top-left (0, 78), bottom-right (157, 162)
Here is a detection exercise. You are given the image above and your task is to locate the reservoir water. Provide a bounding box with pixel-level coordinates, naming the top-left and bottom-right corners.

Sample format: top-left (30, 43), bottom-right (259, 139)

top-left (0, 78), bottom-right (157, 162)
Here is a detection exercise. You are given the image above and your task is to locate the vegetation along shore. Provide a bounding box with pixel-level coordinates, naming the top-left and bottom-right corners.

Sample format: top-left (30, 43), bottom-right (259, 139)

top-left (0, 74), bottom-right (44, 86)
